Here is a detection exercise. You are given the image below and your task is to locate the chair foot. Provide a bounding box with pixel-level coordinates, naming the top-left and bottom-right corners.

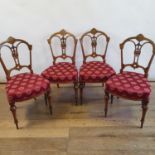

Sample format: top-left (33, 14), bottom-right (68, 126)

top-left (104, 91), bottom-right (109, 117)
top-left (79, 82), bottom-right (84, 105)
top-left (10, 104), bottom-right (19, 129)
top-left (47, 89), bottom-right (53, 115)
top-left (33, 97), bottom-right (37, 102)
top-left (74, 82), bottom-right (78, 105)
top-left (44, 93), bottom-right (48, 106)
top-left (57, 83), bottom-right (60, 88)
top-left (140, 99), bottom-right (149, 128)
top-left (110, 95), bottom-right (113, 104)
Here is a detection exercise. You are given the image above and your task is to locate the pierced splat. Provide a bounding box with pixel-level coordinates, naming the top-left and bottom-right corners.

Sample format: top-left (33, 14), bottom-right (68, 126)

top-left (80, 28), bottom-right (110, 63)
top-left (132, 42), bottom-right (142, 68)
top-left (0, 37), bottom-right (33, 80)
top-left (47, 29), bottom-right (77, 65)
top-left (91, 36), bottom-right (97, 57)
top-left (61, 36), bottom-right (67, 57)
top-left (120, 34), bottom-right (155, 77)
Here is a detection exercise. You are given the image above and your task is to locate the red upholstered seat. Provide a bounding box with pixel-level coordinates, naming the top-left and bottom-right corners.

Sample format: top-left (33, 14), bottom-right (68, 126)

top-left (105, 72), bottom-right (151, 100)
top-left (80, 61), bottom-right (115, 83)
top-left (6, 73), bottom-right (50, 103)
top-left (42, 62), bottom-right (78, 83)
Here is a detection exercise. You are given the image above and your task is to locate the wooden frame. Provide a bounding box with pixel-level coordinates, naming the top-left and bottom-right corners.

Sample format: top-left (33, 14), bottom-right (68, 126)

top-left (80, 28), bottom-right (110, 63)
top-left (104, 34), bottom-right (155, 128)
top-left (120, 34), bottom-right (155, 78)
top-left (0, 37), bottom-right (33, 80)
top-left (47, 29), bottom-right (78, 65)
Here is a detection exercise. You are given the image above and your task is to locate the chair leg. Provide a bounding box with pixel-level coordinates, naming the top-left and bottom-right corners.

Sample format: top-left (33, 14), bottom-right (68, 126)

top-left (110, 95), bottom-right (114, 104)
top-left (104, 91), bottom-right (109, 117)
top-left (79, 82), bottom-right (84, 105)
top-left (57, 83), bottom-right (60, 88)
top-left (33, 97), bottom-right (37, 102)
top-left (74, 82), bottom-right (78, 105)
top-left (47, 89), bottom-right (52, 115)
top-left (141, 99), bottom-right (149, 128)
top-left (10, 103), bottom-right (19, 129)
top-left (44, 93), bottom-right (48, 106)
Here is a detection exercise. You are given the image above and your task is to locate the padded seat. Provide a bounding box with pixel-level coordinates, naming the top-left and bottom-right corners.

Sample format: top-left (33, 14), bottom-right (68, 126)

top-left (6, 73), bottom-right (50, 102)
top-left (42, 62), bottom-right (78, 83)
top-left (80, 61), bottom-right (115, 83)
top-left (105, 71), bottom-right (151, 100)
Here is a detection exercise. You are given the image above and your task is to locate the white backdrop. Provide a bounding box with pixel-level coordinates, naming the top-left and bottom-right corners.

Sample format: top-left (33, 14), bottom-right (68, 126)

top-left (0, 0), bottom-right (155, 82)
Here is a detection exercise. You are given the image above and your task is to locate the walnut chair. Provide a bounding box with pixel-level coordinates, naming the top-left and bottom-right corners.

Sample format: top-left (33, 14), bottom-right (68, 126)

top-left (79, 28), bottom-right (116, 104)
top-left (41, 29), bottom-right (78, 104)
top-left (0, 37), bottom-right (52, 129)
top-left (104, 34), bottom-right (155, 128)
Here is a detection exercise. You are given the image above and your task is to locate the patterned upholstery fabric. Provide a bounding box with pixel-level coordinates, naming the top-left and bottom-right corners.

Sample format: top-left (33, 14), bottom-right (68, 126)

top-left (79, 61), bottom-right (115, 82)
top-left (105, 71), bottom-right (151, 100)
top-left (42, 62), bottom-right (78, 83)
top-left (6, 73), bottom-right (50, 103)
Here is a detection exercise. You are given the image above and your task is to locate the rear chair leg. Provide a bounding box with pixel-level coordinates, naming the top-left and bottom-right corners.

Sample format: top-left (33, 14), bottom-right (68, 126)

top-left (74, 82), bottom-right (78, 105)
top-left (104, 91), bottom-right (109, 117)
top-left (141, 99), bottom-right (149, 128)
top-left (57, 83), bottom-right (60, 88)
top-left (33, 97), bottom-right (37, 102)
top-left (110, 95), bottom-right (114, 104)
top-left (47, 89), bottom-right (52, 115)
top-left (79, 82), bottom-right (84, 105)
top-left (10, 103), bottom-right (19, 129)
top-left (44, 93), bottom-right (48, 106)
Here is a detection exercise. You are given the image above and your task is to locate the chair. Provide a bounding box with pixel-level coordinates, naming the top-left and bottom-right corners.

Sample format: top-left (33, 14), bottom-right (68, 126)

top-left (104, 34), bottom-right (155, 128)
top-left (79, 28), bottom-right (116, 104)
top-left (0, 37), bottom-right (52, 129)
top-left (41, 29), bottom-right (78, 104)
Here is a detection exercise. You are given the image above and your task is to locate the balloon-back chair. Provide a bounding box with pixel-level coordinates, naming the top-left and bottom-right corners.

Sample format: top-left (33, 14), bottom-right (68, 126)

top-left (41, 29), bottom-right (78, 104)
top-left (79, 28), bottom-right (116, 104)
top-left (0, 37), bottom-right (52, 129)
top-left (104, 34), bottom-right (155, 128)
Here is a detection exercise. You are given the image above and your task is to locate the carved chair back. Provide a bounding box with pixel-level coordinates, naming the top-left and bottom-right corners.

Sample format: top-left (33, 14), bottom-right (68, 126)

top-left (80, 28), bottom-right (110, 63)
top-left (120, 34), bottom-right (155, 78)
top-left (0, 37), bottom-right (33, 81)
top-left (47, 29), bottom-right (78, 65)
